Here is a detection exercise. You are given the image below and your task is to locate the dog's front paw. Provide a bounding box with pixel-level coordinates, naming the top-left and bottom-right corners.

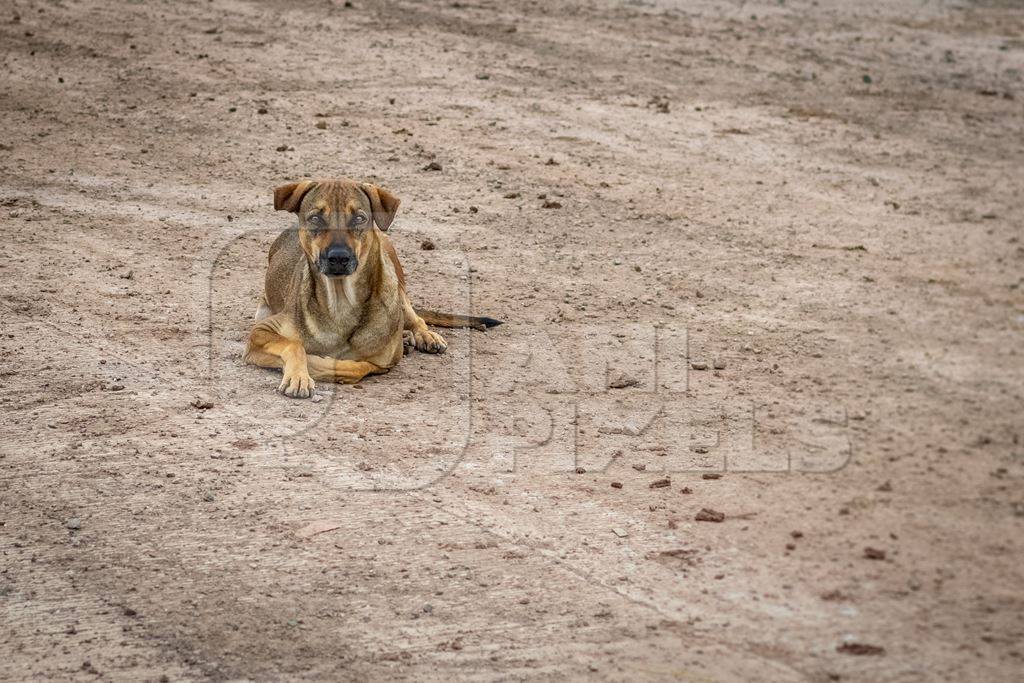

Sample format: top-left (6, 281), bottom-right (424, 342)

top-left (412, 328), bottom-right (447, 354)
top-left (279, 369), bottom-right (315, 398)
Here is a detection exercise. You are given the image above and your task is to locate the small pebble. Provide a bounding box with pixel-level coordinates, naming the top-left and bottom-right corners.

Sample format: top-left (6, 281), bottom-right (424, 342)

top-left (608, 370), bottom-right (639, 389)
top-left (864, 547), bottom-right (886, 560)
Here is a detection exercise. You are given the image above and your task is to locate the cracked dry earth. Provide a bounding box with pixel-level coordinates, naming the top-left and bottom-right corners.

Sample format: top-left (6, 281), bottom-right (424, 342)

top-left (2, 0), bottom-right (1023, 681)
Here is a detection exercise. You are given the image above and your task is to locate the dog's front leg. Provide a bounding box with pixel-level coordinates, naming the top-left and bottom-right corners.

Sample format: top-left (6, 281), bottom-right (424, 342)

top-left (244, 317), bottom-right (315, 398)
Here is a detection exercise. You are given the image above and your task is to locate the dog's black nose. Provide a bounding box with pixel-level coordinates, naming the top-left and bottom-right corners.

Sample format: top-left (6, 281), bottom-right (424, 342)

top-left (321, 245), bottom-right (357, 276)
top-left (324, 246), bottom-right (353, 269)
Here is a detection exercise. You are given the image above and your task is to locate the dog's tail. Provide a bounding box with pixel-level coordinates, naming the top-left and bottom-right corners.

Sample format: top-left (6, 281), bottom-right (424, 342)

top-left (415, 308), bottom-right (504, 332)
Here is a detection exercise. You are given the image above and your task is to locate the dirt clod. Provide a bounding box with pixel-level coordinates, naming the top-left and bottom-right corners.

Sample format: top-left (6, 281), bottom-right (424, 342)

top-left (864, 547), bottom-right (887, 560)
top-left (608, 371), bottom-right (640, 389)
top-left (837, 642), bottom-right (885, 656)
top-left (695, 508), bottom-right (725, 523)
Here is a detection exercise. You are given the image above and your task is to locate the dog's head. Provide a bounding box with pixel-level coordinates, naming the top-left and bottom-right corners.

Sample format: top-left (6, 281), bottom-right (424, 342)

top-left (273, 178), bottom-right (400, 278)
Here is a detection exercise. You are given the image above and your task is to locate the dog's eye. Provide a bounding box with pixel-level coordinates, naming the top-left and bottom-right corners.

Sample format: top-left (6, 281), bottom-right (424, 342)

top-left (307, 215), bottom-right (325, 230)
top-left (351, 214), bottom-right (367, 226)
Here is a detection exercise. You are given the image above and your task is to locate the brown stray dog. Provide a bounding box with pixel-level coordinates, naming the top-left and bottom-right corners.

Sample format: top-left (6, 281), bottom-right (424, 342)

top-left (244, 178), bottom-right (502, 398)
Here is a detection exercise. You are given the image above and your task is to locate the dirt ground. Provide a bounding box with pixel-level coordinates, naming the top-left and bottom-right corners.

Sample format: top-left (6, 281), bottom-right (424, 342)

top-left (2, 0), bottom-right (1023, 680)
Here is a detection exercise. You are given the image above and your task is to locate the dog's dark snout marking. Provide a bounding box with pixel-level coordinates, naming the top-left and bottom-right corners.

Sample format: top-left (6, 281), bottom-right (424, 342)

top-left (322, 244), bottom-right (357, 275)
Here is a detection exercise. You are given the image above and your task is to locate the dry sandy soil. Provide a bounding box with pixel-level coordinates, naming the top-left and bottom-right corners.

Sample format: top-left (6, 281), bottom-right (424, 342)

top-left (2, 0), bottom-right (1023, 680)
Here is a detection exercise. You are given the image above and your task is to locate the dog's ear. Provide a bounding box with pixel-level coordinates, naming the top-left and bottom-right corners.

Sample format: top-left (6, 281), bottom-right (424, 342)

top-left (362, 183), bottom-right (401, 231)
top-left (273, 181), bottom-right (317, 213)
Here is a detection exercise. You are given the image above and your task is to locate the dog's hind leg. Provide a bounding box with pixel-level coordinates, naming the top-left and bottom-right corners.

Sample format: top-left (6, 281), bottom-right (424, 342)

top-left (399, 289), bottom-right (448, 354)
top-left (380, 233), bottom-right (447, 354)
top-left (305, 356), bottom-right (387, 384)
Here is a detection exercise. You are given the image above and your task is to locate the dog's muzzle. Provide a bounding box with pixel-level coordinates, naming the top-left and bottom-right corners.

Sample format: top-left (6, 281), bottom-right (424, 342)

top-left (319, 245), bottom-right (358, 277)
